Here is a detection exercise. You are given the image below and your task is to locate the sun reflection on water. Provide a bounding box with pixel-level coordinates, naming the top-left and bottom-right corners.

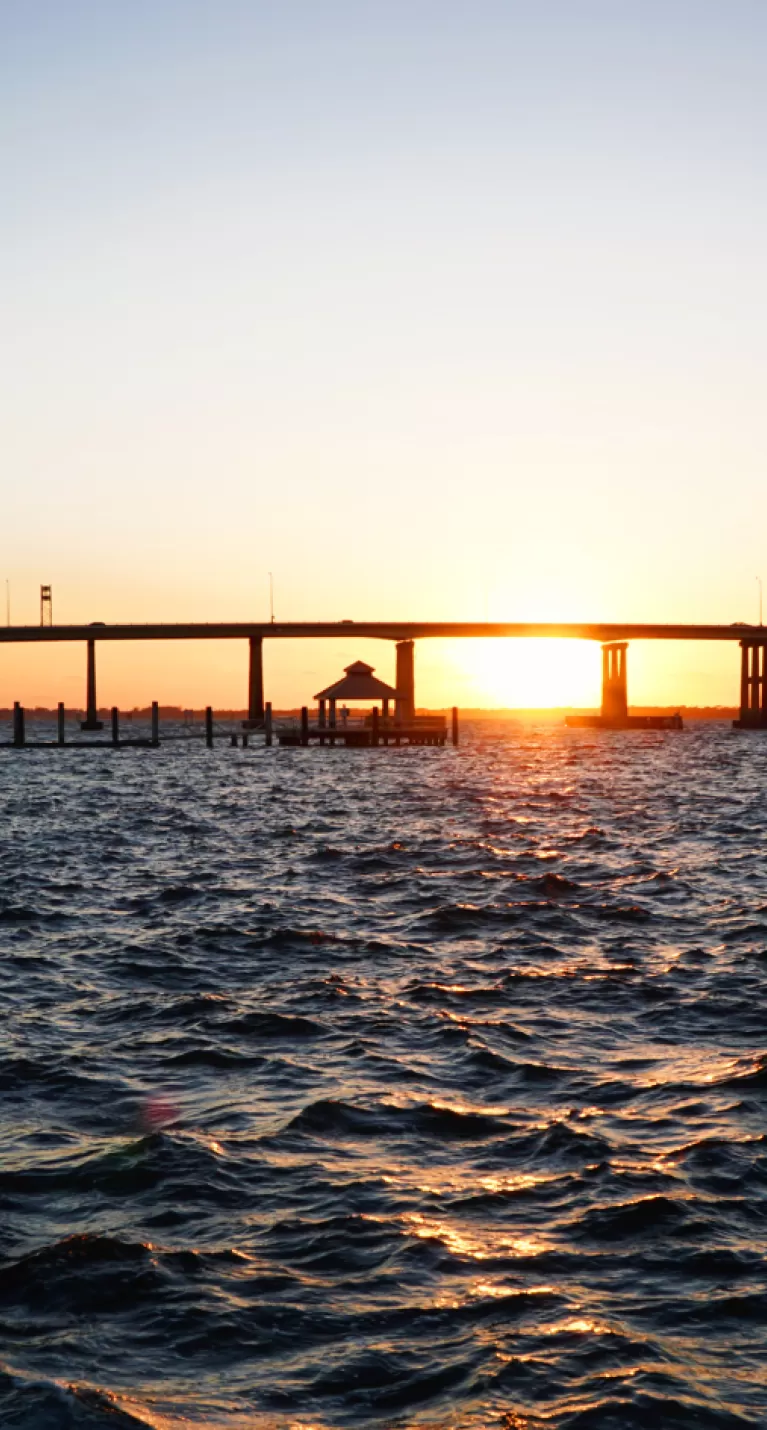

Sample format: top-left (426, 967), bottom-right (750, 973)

top-left (401, 1211), bottom-right (553, 1262)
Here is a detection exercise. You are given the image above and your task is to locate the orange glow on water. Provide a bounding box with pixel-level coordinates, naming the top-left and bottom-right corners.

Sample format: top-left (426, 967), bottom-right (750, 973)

top-left (401, 1211), bottom-right (552, 1262)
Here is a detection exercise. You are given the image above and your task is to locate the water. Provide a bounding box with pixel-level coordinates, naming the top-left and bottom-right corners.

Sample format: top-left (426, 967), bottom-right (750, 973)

top-left (1, 721), bottom-right (765, 1429)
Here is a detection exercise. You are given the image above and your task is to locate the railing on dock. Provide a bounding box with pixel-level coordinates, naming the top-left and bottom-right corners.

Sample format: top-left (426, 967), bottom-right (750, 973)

top-left (275, 710), bottom-right (450, 747)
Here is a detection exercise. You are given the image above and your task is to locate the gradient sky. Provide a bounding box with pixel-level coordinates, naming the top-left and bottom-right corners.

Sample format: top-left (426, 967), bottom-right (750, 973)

top-left (2, 1), bottom-right (766, 709)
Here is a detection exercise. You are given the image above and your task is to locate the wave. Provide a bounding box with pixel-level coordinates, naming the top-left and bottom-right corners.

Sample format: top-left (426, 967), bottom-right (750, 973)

top-left (223, 1010), bottom-right (327, 1039)
top-left (575, 1194), bottom-right (698, 1242)
top-left (281, 1097), bottom-right (509, 1143)
top-left (0, 1368), bottom-right (149, 1429)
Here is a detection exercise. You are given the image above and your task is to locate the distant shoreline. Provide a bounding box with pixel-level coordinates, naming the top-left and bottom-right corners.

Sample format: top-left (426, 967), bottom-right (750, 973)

top-left (0, 705), bottom-right (738, 721)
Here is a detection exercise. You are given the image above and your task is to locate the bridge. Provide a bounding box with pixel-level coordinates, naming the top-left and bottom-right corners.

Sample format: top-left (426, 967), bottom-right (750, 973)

top-left (1, 621), bottom-right (766, 731)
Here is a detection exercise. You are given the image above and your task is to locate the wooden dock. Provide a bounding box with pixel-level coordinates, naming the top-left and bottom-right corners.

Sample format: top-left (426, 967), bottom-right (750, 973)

top-left (0, 703), bottom-right (458, 751)
top-left (278, 716), bottom-right (450, 748)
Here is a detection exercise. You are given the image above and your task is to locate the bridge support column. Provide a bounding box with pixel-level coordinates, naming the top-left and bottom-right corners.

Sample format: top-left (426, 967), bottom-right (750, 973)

top-left (243, 636), bottom-right (264, 729)
top-left (395, 640), bottom-right (415, 724)
top-left (81, 639), bottom-right (104, 730)
top-left (733, 640), bottom-right (767, 727)
top-left (601, 642), bottom-right (628, 725)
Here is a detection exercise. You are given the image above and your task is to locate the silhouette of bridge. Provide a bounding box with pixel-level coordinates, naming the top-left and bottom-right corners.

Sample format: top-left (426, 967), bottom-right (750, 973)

top-left (1, 621), bottom-right (765, 731)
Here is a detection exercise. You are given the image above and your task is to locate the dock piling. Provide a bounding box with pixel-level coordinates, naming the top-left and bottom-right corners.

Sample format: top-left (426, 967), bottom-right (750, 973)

top-left (57, 702), bottom-right (65, 745)
top-left (111, 707), bottom-right (119, 746)
top-left (205, 707), bottom-right (213, 748)
top-left (265, 702), bottom-right (273, 746)
top-left (371, 707), bottom-right (379, 746)
top-left (300, 707), bottom-right (309, 746)
top-left (151, 702), bottom-right (159, 747)
top-left (13, 702), bottom-right (25, 747)
top-left (452, 707), bottom-right (459, 746)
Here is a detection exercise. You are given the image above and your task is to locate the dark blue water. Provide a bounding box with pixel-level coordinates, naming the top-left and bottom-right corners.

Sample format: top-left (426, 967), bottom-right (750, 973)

top-left (1, 721), bottom-right (765, 1429)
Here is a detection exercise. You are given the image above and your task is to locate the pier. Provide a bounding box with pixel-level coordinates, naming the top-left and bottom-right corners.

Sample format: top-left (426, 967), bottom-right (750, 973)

top-left (565, 643), bottom-right (683, 730)
top-left (0, 621), bottom-right (766, 741)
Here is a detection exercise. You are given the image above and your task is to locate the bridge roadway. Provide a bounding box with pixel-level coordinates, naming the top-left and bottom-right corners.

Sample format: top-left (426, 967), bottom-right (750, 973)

top-left (0, 621), bottom-right (761, 643)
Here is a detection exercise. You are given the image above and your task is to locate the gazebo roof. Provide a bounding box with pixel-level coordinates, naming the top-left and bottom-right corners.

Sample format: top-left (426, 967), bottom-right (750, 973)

top-left (314, 660), bottom-right (400, 702)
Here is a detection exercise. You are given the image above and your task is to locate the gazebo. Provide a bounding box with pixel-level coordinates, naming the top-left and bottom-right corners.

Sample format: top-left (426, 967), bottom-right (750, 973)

top-left (313, 660), bottom-right (400, 728)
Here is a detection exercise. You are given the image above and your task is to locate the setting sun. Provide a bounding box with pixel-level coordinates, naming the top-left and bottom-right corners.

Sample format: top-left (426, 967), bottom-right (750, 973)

top-left (437, 638), bottom-right (602, 709)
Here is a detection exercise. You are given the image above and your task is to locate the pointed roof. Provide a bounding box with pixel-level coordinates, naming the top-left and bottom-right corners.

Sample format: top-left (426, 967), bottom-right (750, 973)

top-left (314, 660), bottom-right (400, 702)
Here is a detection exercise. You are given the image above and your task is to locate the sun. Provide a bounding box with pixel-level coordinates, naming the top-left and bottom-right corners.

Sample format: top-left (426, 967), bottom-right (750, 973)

top-left (443, 638), bottom-right (602, 709)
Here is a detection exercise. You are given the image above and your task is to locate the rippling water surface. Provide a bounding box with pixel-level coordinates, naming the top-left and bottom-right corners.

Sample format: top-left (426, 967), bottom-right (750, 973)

top-left (1, 720), bottom-right (766, 1429)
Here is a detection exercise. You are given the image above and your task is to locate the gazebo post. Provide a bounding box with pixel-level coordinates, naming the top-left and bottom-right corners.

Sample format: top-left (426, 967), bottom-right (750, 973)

top-left (329, 698), bottom-right (337, 729)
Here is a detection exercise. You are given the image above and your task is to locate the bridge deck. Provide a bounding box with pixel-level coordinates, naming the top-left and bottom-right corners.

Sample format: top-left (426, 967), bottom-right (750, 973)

top-left (0, 622), bottom-right (762, 644)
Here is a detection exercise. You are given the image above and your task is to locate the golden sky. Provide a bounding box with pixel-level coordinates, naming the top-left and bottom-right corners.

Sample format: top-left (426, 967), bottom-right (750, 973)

top-left (2, 3), bottom-right (765, 709)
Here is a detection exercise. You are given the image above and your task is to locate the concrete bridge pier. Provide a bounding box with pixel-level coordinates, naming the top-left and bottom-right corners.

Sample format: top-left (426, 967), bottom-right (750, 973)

top-left (602, 642), bottom-right (628, 724)
top-left (395, 640), bottom-right (415, 724)
top-left (567, 639), bottom-right (680, 730)
top-left (81, 639), bottom-right (104, 731)
top-left (733, 639), bottom-right (767, 727)
top-left (242, 636), bottom-right (264, 729)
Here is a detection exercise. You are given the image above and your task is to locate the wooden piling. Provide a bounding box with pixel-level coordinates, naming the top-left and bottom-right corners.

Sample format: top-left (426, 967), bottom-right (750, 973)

top-left (242, 732), bottom-right (249, 747)
top-left (371, 707), bottom-right (379, 746)
top-left (151, 702), bottom-right (159, 747)
top-left (205, 707), bottom-right (213, 748)
top-left (230, 733), bottom-right (238, 747)
top-left (57, 702), bottom-right (65, 745)
top-left (452, 707), bottom-right (459, 746)
top-left (13, 702), bottom-right (24, 747)
top-left (111, 707), bottom-right (119, 746)
top-left (265, 702), bottom-right (273, 746)
top-left (300, 706), bottom-right (309, 746)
